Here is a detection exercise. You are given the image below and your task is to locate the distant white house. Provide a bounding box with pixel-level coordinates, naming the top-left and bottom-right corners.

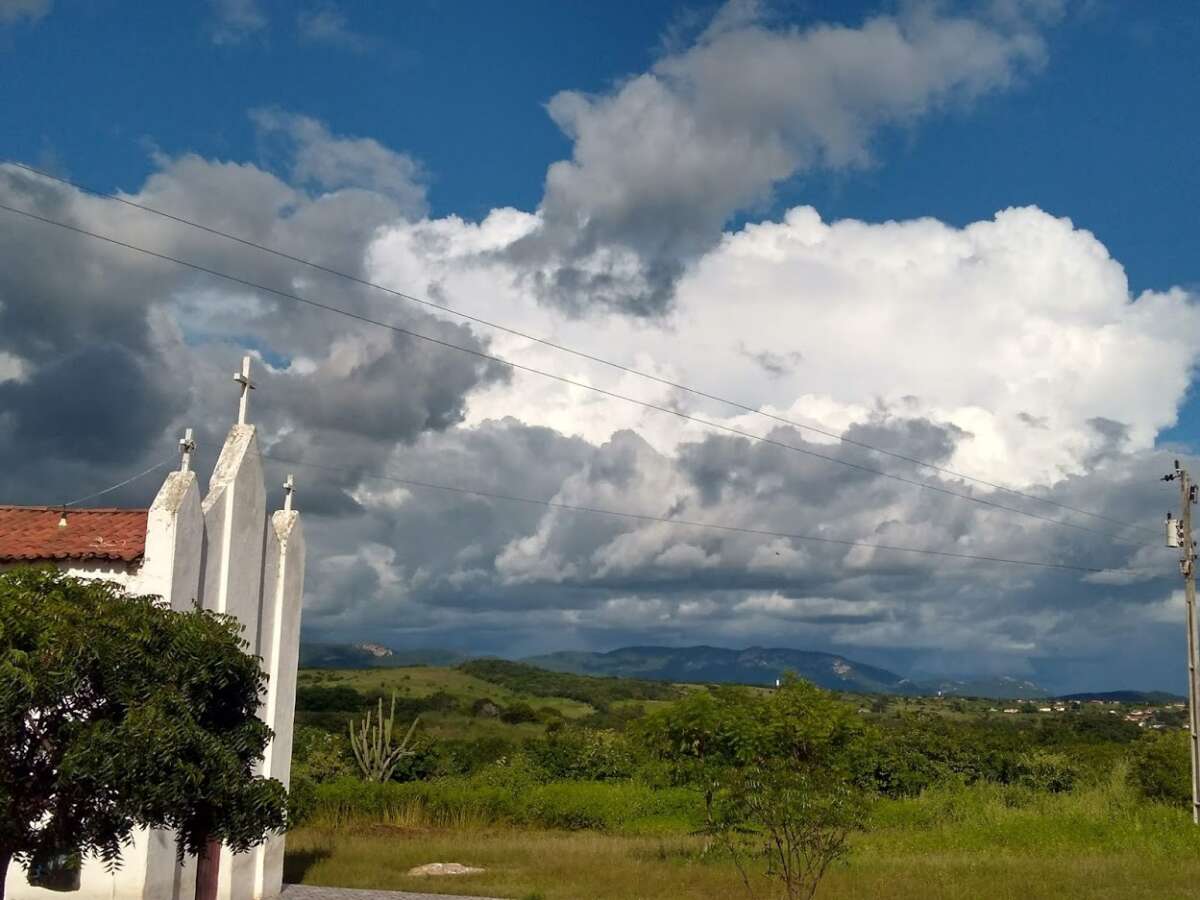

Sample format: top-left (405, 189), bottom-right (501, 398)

top-left (2, 359), bottom-right (306, 900)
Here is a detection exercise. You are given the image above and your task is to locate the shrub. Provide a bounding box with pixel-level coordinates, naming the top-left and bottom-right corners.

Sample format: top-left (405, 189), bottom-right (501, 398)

top-left (295, 684), bottom-right (368, 712)
top-left (458, 659), bottom-right (682, 708)
top-left (1015, 751), bottom-right (1077, 794)
top-left (500, 701), bottom-right (540, 724)
top-left (1129, 730), bottom-right (1190, 807)
top-left (291, 725), bottom-right (354, 783)
top-left (438, 736), bottom-right (516, 775)
top-left (524, 729), bottom-right (637, 781)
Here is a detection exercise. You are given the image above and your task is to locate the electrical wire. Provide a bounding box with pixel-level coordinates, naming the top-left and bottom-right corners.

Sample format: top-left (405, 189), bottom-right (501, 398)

top-left (61, 458), bottom-right (174, 508)
top-left (0, 159), bottom-right (1158, 539)
top-left (0, 200), bottom-right (1155, 550)
top-left (253, 451), bottom-right (1111, 574)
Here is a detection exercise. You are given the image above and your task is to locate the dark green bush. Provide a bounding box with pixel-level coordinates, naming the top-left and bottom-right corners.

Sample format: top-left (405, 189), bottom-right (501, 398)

top-left (459, 659), bottom-right (682, 708)
top-left (1015, 751), bottom-right (1078, 793)
top-left (296, 685), bottom-right (367, 712)
top-left (437, 736), bottom-right (516, 775)
top-left (1129, 730), bottom-right (1189, 806)
top-left (523, 729), bottom-right (637, 781)
top-left (500, 701), bottom-right (541, 724)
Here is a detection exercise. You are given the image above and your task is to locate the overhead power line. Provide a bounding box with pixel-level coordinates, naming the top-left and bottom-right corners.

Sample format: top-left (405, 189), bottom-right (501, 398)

top-left (1, 160), bottom-right (1156, 540)
top-left (62, 458), bottom-right (173, 508)
top-left (0, 200), bottom-right (1155, 550)
top-left (254, 451), bottom-right (1109, 574)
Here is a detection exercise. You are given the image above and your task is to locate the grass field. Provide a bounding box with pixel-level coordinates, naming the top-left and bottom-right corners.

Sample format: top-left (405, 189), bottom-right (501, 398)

top-left (285, 773), bottom-right (1200, 899)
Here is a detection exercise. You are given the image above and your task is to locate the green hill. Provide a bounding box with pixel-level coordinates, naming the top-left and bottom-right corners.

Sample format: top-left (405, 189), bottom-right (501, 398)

top-left (526, 645), bottom-right (918, 695)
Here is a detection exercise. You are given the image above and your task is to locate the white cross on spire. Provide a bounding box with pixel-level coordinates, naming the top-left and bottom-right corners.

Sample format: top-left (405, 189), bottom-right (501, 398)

top-left (283, 474), bottom-right (295, 512)
top-left (233, 355), bottom-right (255, 425)
top-left (179, 427), bottom-right (196, 473)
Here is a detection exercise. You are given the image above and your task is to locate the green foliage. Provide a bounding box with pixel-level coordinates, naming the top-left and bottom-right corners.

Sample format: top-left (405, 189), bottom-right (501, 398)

top-left (862, 713), bottom-right (992, 797)
top-left (637, 672), bottom-right (873, 894)
top-left (438, 735), bottom-right (516, 775)
top-left (711, 764), bottom-right (868, 900)
top-left (1014, 751), bottom-right (1077, 794)
top-left (578, 702), bottom-right (648, 732)
top-left (347, 693), bottom-right (421, 783)
top-left (296, 685), bottom-right (368, 712)
top-left (460, 658), bottom-right (682, 709)
top-left (500, 701), bottom-right (541, 724)
top-left (297, 684), bottom-right (456, 720)
top-left (523, 729), bottom-right (637, 781)
top-left (292, 726), bottom-right (354, 784)
top-left (1128, 730), bottom-right (1190, 807)
top-left (0, 566), bottom-right (287, 881)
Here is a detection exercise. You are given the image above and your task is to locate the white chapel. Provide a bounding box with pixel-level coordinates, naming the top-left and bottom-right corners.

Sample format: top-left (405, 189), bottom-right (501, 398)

top-left (0, 358), bottom-right (306, 900)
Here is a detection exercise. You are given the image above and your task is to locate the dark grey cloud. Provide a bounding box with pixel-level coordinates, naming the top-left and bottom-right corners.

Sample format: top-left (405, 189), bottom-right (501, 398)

top-left (285, 398), bottom-right (1178, 693)
top-left (0, 117), bottom-right (502, 507)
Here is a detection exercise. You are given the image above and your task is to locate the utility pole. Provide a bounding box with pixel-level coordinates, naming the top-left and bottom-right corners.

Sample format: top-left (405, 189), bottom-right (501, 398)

top-left (1164, 459), bottom-right (1200, 824)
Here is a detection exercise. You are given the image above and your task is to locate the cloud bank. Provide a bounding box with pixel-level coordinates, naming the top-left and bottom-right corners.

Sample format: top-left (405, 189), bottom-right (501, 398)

top-left (1, 2), bottom-right (1195, 692)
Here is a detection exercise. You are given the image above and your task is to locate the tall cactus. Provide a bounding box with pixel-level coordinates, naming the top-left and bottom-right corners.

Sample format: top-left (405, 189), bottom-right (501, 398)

top-left (348, 692), bottom-right (420, 782)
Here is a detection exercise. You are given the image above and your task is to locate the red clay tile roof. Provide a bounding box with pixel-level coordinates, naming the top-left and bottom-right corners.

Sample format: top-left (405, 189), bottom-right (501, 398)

top-left (0, 506), bottom-right (149, 563)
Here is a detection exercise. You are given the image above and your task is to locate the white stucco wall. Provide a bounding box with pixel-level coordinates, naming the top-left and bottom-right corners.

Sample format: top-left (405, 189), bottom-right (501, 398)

top-left (253, 509), bottom-right (306, 899)
top-left (201, 424), bottom-right (271, 900)
top-left (133, 469), bottom-right (204, 611)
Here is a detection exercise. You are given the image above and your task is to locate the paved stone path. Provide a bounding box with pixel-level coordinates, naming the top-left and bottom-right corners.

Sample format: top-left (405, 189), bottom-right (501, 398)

top-left (282, 884), bottom-right (506, 900)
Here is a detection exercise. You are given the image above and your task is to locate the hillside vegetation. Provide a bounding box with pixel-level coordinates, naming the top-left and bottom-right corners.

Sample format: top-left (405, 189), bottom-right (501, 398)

top-left (286, 661), bottom-right (1195, 899)
top-left (459, 658), bottom-right (685, 707)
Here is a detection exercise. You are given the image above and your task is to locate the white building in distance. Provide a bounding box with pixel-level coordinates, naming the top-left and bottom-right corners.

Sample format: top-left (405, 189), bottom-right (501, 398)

top-left (1, 358), bottom-right (306, 900)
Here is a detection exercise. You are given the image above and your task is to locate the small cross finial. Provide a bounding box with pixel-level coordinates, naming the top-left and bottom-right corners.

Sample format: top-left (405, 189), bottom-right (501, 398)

top-left (283, 474), bottom-right (295, 512)
top-left (179, 427), bottom-right (196, 473)
top-left (233, 355), bottom-right (256, 425)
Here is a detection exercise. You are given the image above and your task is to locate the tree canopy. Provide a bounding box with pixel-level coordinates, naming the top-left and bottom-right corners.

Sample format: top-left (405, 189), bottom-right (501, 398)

top-left (0, 566), bottom-right (288, 897)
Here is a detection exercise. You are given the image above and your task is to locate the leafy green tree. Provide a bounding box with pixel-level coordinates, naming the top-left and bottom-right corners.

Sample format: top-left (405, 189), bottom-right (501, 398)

top-left (0, 566), bottom-right (287, 899)
top-left (291, 725), bottom-right (354, 783)
top-left (698, 676), bottom-right (871, 899)
top-left (636, 687), bottom-right (755, 828)
top-left (864, 713), bottom-right (983, 797)
top-left (711, 764), bottom-right (868, 900)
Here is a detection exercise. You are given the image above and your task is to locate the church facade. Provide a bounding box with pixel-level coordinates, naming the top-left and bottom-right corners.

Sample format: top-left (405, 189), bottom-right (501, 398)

top-left (1, 359), bottom-right (306, 900)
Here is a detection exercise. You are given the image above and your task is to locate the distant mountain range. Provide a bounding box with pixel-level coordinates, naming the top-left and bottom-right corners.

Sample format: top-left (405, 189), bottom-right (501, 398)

top-left (526, 646), bottom-right (1060, 699)
top-left (302, 641), bottom-right (1176, 700)
top-left (525, 645), bottom-right (916, 695)
top-left (912, 673), bottom-right (1049, 700)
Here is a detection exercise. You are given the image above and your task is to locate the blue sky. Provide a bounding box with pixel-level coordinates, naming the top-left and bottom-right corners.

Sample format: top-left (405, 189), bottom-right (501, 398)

top-left (4, 1), bottom-right (1200, 689)
top-left (5, 1), bottom-right (1197, 294)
